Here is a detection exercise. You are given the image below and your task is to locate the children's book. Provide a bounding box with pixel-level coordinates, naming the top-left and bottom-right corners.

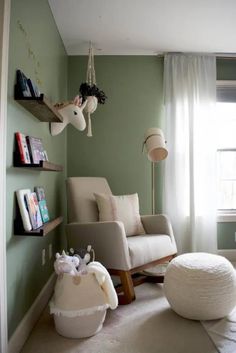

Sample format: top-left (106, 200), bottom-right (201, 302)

top-left (39, 199), bottom-right (50, 223)
top-left (26, 136), bottom-right (45, 164)
top-left (16, 69), bottom-right (31, 97)
top-left (25, 192), bottom-right (43, 229)
top-left (34, 186), bottom-right (50, 223)
top-left (34, 186), bottom-right (46, 201)
top-left (15, 132), bottom-right (31, 164)
top-left (16, 189), bottom-right (32, 231)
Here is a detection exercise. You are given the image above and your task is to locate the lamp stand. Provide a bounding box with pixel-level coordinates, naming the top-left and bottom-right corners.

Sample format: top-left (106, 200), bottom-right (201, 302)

top-left (152, 162), bottom-right (155, 215)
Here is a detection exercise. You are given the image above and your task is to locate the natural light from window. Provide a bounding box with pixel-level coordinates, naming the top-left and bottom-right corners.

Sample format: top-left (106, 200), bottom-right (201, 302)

top-left (217, 102), bottom-right (236, 212)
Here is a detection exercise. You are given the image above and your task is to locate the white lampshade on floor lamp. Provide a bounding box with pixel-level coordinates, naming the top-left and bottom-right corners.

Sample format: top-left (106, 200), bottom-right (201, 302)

top-left (143, 128), bottom-right (168, 214)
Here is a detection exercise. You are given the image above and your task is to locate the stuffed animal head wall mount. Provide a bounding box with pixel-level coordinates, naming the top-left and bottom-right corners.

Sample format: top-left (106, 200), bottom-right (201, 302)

top-left (50, 98), bottom-right (87, 136)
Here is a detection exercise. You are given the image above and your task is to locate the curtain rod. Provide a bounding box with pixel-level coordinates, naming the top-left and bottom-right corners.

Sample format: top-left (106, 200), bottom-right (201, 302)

top-left (157, 53), bottom-right (236, 60)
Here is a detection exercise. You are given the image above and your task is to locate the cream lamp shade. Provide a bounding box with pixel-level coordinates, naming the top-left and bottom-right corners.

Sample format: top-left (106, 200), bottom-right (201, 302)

top-left (144, 128), bottom-right (168, 162)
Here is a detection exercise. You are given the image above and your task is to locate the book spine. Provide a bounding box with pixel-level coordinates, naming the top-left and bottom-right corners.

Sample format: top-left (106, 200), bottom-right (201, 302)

top-left (22, 136), bottom-right (31, 164)
top-left (28, 136), bottom-right (38, 163)
top-left (17, 132), bottom-right (31, 164)
top-left (15, 132), bottom-right (25, 163)
top-left (26, 136), bottom-right (33, 163)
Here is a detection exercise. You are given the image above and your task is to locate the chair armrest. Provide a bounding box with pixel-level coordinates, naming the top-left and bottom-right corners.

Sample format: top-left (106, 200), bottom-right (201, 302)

top-left (141, 214), bottom-right (177, 249)
top-left (65, 221), bottom-right (131, 271)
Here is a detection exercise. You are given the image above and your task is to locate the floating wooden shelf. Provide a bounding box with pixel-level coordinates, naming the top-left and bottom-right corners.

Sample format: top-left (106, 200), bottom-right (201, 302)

top-left (14, 216), bottom-right (63, 236)
top-left (15, 93), bottom-right (63, 122)
top-left (13, 155), bottom-right (63, 171)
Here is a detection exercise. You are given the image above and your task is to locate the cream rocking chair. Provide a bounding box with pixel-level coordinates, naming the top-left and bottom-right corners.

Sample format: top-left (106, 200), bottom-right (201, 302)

top-left (66, 177), bottom-right (177, 304)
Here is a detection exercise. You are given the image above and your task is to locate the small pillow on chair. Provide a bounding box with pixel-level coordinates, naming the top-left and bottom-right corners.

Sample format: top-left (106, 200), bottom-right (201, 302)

top-left (94, 193), bottom-right (145, 236)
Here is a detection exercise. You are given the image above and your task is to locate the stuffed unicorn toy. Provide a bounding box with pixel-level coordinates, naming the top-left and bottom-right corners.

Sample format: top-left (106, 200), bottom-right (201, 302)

top-left (50, 96), bottom-right (87, 136)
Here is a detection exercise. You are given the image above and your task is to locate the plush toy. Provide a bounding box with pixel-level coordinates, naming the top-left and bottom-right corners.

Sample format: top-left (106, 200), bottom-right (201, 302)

top-left (50, 99), bottom-right (87, 136)
top-left (69, 245), bottom-right (95, 274)
top-left (54, 250), bottom-right (80, 276)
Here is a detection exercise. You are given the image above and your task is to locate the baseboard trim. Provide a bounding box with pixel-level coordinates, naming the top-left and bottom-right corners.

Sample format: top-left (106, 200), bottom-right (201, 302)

top-left (8, 273), bottom-right (56, 353)
top-left (218, 249), bottom-right (236, 261)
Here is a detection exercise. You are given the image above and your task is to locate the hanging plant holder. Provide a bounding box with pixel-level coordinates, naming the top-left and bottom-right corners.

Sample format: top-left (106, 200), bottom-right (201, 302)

top-left (79, 43), bottom-right (107, 137)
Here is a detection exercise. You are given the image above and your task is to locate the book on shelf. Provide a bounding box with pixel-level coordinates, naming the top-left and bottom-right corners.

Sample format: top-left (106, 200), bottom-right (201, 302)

top-left (39, 199), bottom-right (50, 223)
top-left (15, 69), bottom-right (40, 99)
top-left (25, 192), bottom-right (43, 230)
top-left (34, 186), bottom-right (50, 223)
top-left (27, 78), bottom-right (40, 98)
top-left (16, 189), bottom-right (32, 231)
top-left (16, 69), bottom-right (31, 98)
top-left (26, 136), bottom-right (46, 164)
top-left (15, 132), bottom-right (31, 164)
top-left (34, 186), bottom-right (46, 200)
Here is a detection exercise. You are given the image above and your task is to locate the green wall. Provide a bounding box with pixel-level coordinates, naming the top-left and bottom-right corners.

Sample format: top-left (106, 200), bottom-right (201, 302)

top-left (67, 56), bottom-right (164, 214)
top-left (67, 56), bottom-right (236, 249)
top-left (6, 0), bottom-right (67, 338)
top-left (216, 58), bottom-right (236, 249)
top-left (217, 58), bottom-right (236, 80)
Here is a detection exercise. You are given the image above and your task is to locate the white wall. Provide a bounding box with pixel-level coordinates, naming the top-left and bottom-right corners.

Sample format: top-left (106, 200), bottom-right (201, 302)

top-left (0, 0), bottom-right (10, 352)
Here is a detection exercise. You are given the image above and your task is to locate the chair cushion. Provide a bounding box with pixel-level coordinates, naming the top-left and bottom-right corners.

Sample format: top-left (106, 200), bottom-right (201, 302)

top-left (94, 193), bottom-right (145, 236)
top-left (127, 234), bottom-right (175, 268)
top-left (67, 177), bottom-right (112, 223)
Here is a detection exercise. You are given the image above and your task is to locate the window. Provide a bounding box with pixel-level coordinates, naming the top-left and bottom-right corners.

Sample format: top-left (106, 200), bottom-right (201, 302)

top-left (216, 98), bottom-right (236, 221)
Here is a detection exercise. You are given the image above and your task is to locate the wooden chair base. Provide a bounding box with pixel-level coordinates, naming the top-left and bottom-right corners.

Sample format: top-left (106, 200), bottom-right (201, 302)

top-left (109, 254), bottom-right (176, 305)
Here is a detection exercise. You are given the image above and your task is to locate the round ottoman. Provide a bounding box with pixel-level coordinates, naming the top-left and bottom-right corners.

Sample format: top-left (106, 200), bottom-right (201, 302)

top-left (163, 253), bottom-right (236, 320)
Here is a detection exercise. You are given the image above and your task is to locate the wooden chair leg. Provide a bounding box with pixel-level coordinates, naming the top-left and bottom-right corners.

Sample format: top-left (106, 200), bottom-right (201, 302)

top-left (118, 270), bottom-right (135, 305)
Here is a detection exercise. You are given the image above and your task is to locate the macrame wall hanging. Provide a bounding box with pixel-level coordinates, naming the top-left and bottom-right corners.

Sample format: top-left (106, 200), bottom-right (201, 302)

top-left (79, 43), bottom-right (107, 137)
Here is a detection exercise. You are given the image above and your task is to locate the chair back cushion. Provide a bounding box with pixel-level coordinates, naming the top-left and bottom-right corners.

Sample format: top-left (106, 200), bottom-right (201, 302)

top-left (94, 192), bottom-right (145, 236)
top-left (67, 177), bottom-right (112, 223)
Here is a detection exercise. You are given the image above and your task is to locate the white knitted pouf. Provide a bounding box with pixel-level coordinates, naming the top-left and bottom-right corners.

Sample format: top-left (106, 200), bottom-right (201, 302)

top-left (164, 253), bottom-right (236, 320)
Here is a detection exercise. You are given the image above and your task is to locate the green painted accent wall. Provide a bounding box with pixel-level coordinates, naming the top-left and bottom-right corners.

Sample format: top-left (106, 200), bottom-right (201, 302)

top-left (217, 58), bottom-right (236, 80)
top-left (67, 56), bottom-right (236, 250)
top-left (67, 56), bottom-right (164, 214)
top-left (6, 0), bottom-right (68, 338)
top-left (217, 223), bottom-right (236, 249)
top-left (216, 59), bottom-right (236, 249)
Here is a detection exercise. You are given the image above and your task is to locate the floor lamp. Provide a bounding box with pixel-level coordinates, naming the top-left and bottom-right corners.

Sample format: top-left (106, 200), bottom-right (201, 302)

top-left (143, 128), bottom-right (168, 215)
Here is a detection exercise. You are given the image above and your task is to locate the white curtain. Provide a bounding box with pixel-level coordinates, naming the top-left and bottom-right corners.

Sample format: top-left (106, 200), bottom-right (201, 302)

top-left (163, 54), bottom-right (217, 254)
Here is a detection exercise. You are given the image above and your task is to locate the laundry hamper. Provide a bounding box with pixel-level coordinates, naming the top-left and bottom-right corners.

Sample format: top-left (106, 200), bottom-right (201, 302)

top-left (50, 272), bottom-right (109, 338)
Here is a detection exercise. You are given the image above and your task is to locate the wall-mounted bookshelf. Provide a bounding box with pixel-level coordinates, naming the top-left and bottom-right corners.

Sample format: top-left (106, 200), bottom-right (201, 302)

top-left (13, 85), bottom-right (63, 237)
top-left (15, 94), bottom-right (63, 123)
top-left (14, 216), bottom-right (63, 236)
top-left (13, 152), bottom-right (63, 171)
top-left (14, 87), bottom-right (64, 237)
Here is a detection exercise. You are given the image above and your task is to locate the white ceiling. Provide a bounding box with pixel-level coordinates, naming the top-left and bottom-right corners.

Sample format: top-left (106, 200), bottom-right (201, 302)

top-left (48, 0), bottom-right (236, 55)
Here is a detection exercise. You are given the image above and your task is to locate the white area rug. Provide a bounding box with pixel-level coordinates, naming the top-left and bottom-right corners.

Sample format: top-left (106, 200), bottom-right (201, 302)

top-left (200, 262), bottom-right (236, 353)
top-left (21, 283), bottom-right (217, 353)
top-left (202, 308), bottom-right (236, 353)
